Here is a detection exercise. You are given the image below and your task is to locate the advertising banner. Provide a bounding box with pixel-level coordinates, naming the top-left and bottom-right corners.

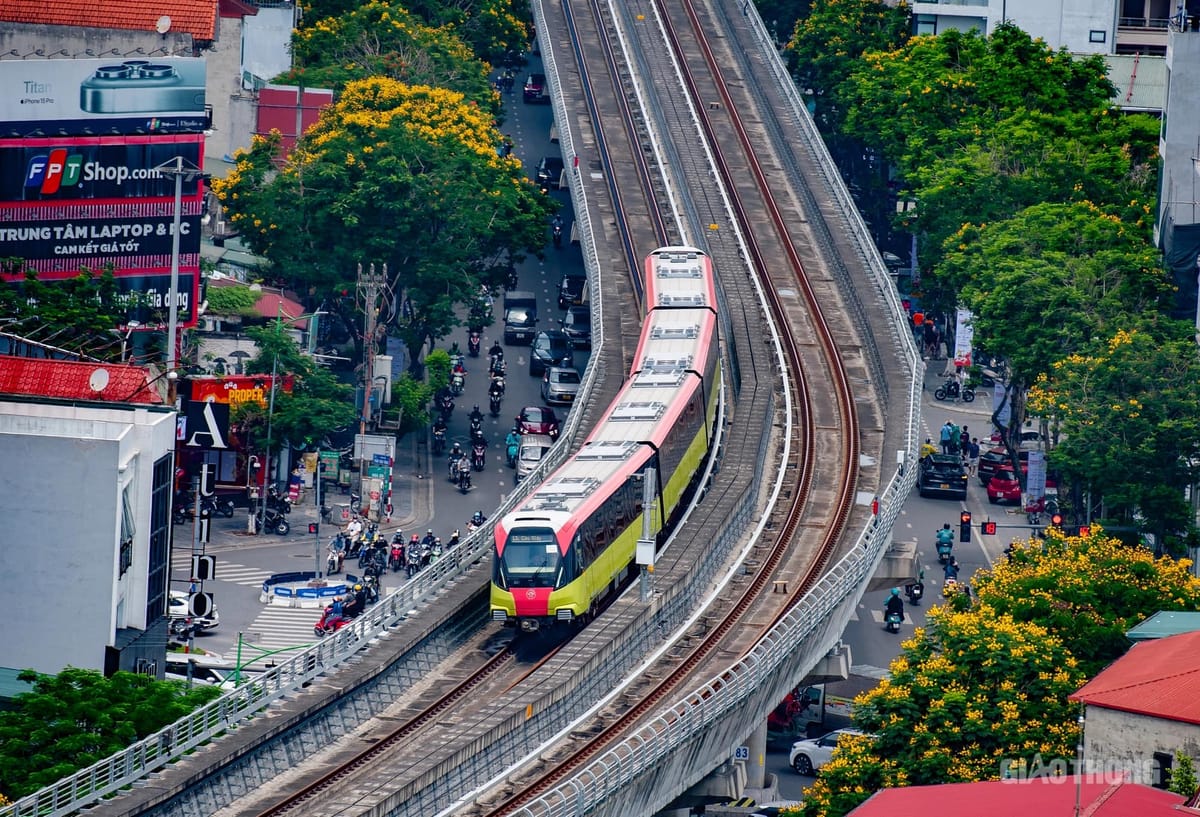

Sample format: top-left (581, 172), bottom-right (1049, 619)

top-left (953, 308), bottom-right (974, 368)
top-left (0, 135), bottom-right (204, 202)
top-left (0, 212), bottom-right (200, 263)
top-left (1026, 450), bottom-right (1047, 501)
top-left (2, 58), bottom-right (208, 137)
top-left (189, 375), bottom-right (294, 408)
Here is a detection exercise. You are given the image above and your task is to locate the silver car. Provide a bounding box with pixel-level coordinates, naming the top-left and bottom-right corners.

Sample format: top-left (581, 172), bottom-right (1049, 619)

top-left (541, 364), bottom-right (580, 405)
top-left (515, 434), bottom-right (555, 483)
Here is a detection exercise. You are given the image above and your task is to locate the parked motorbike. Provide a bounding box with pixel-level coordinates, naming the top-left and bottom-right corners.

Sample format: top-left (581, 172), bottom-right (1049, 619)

top-left (266, 485), bottom-right (292, 514)
top-left (471, 441), bottom-right (487, 471)
top-left (934, 379), bottom-right (975, 403)
top-left (262, 507), bottom-right (290, 536)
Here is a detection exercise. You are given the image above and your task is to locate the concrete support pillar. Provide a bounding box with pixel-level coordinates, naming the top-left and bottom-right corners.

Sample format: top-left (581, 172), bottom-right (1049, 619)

top-left (745, 720), bottom-right (768, 789)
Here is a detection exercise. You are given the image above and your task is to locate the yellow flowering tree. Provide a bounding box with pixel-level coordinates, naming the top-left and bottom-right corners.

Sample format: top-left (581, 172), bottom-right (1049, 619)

top-left (212, 78), bottom-right (554, 357)
top-left (974, 528), bottom-right (1200, 675)
top-left (1027, 329), bottom-right (1200, 544)
top-left (796, 608), bottom-right (1084, 817)
top-left (280, 1), bottom-right (496, 104)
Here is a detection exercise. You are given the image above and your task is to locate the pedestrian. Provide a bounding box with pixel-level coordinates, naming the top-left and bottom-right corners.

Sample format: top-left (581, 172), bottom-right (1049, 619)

top-left (912, 311), bottom-right (925, 349)
top-left (940, 421), bottom-right (953, 454)
top-left (968, 437), bottom-right (981, 476)
top-left (924, 321), bottom-right (937, 359)
top-left (960, 426), bottom-right (971, 461)
top-left (949, 423), bottom-right (961, 456)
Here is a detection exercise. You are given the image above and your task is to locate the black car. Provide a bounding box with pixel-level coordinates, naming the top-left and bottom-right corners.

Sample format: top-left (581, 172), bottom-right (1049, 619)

top-left (530, 330), bottom-right (574, 376)
top-left (523, 73), bottom-right (548, 103)
top-left (560, 305), bottom-right (591, 349)
top-left (918, 454), bottom-right (969, 500)
top-left (536, 156), bottom-right (564, 191)
top-left (558, 271), bottom-right (586, 309)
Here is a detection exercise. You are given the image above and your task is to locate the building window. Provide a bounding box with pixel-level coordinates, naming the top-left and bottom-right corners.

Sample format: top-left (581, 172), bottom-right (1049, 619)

top-left (146, 454), bottom-right (173, 623)
top-left (1090, 29), bottom-right (1107, 41)
top-left (915, 14), bottom-right (937, 35)
top-left (119, 482), bottom-right (136, 577)
top-left (1153, 751), bottom-right (1173, 788)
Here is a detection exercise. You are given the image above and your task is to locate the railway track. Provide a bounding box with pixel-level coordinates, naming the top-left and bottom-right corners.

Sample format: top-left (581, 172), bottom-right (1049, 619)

top-left (159, 0), bottom-right (886, 812)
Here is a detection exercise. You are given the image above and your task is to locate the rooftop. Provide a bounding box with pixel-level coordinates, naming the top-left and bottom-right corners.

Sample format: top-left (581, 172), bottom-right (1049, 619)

top-left (1071, 630), bottom-right (1200, 725)
top-left (0, 0), bottom-right (218, 41)
top-left (848, 779), bottom-right (1186, 817)
top-left (0, 356), bottom-right (162, 405)
top-left (1126, 611), bottom-right (1200, 642)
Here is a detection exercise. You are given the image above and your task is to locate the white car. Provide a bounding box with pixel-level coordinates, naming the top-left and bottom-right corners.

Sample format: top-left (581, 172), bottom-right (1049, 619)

top-left (789, 728), bottom-right (867, 775)
top-left (168, 590), bottom-right (220, 633)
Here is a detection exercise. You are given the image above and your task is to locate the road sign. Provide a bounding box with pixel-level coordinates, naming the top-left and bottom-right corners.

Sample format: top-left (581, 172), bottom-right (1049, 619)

top-left (188, 591), bottom-right (213, 617)
top-left (191, 554), bottom-right (215, 581)
top-left (733, 745), bottom-right (750, 761)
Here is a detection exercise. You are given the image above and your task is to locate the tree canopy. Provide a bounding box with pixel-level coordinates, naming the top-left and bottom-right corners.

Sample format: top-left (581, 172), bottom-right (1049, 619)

top-left (796, 608), bottom-right (1084, 817)
top-left (0, 267), bottom-right (138, 362)
top-left (0, 668), bottom-right (220, 800)
top-left (1027, 330), bottom-right (1200, 543)
top-left (232, 322), bottom-right (359, 452)
top-left (212, 77), bottom-right (553, 354)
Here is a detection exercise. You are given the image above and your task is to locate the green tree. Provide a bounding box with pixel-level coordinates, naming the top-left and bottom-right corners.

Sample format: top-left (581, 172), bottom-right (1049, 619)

top-left (281, 1), bottom-right (497, 105)
top-left (840, 24), bottom-right (1113, 177)
top-left (0, 267), bottom-right (136, 362)
top-left (908, 108), bottom-right (1159, 278)
top-left (397, 0), bottom-right (530, 69)
top-left (797, 608), bottom-right (1084, 817)
top-left (212, 78), bottom-right (553, 358)
top-left (232, 322), bottom-right (359, 453)
top-left (0, 668), bottom-right (220, 800)
top-left (1027, 329), bottom-right (1200, 542)
top-left (936, 201), bottom-right (1170, 459)
top-left (1169, 753), bottom-right (1199, 797)
top-left (784, 0), bottom-right (910, 134)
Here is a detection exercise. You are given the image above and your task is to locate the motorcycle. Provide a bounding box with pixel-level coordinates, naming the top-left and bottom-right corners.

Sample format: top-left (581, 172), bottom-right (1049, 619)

top-left (266, 486), bottom-right (292, 514)
top-left (490, 392), bottom-right (503, 417)
top-left (326, 547), bottom-right (343, 575)
top-left (552, 221), bottom-right (563, 247)
top-left (389, 544), bottom-right (404, 572)
top-left (471, 442), bottom-right (487, 471)
top-left (432, 426), bottom-right (446, 456)
top-left (203, 496), bottom-right (236, 518)
top-left (448, 452), bottom-right (465, 481)
top-left (934, 379), bottom-right (976, 403)
top-left (450, 371), bottom-right (465, 396)
top-left (506, 438), bottom-right (520, 468)
top-left (314, 605), bottom-right (351, 636)
top-left (490, 373), bottom-right (506, 394)
top-left (469, 414), bottom-right (484, 438)
top-left (935, 531), bottom-right (954, 564)
top-left (904, 572), bottom-right (925, 606)
top-left (885, 610), bottom-right (903, 633)
top-left (457, 467), bottom-right (472, 494)
top-left (468, 331), bottom-right (481, 357)
top-left (406, 545), bottom-right (422, 577)
top-left (437, 392), bottom-right (455, 421)
top-left (263, 507), bottom-right (290, 536)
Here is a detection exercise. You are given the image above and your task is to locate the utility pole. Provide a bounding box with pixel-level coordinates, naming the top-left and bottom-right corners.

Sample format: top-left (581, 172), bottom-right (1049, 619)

top-left (358, 262), bottom-right (385, 435)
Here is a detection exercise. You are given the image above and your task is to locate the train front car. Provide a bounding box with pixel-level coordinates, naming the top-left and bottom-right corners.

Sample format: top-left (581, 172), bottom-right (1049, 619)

top-left (491, 247), bottom-right (720, 632)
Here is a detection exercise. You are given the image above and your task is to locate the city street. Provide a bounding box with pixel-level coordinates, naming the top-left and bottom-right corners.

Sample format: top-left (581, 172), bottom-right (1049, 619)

top-left (172, 53), bottom-right (591, 666)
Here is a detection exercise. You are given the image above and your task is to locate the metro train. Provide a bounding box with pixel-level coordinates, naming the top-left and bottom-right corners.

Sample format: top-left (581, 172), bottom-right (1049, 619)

top-left (491, 246), bottom-right (722, 631)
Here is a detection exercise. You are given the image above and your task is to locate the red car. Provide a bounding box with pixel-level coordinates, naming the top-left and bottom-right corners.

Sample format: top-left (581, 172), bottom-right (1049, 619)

top-left (515, 406), bottom-right (561, 439)
top-left (987, 467), bottom-right (1058, 506)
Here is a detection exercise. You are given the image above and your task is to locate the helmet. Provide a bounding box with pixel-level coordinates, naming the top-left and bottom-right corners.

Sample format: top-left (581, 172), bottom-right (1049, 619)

top-left (354, 584), bottom-right (362, 591)
top-left (411, 534), bottom-right (419, 543)
top-left (943, 523), bottom-right (951, 530)
top-left (427, 529), bottom-right (433, 534)
top-left (474, 405), bottom-right (480, 412)
top-left (891, 587), bottom-right (900, 596)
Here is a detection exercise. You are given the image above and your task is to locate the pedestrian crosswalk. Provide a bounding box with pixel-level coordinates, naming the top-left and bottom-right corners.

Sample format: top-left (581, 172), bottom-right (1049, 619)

top-left (170, 555), bottom-right (273, 588)
top-left (244, 606), bottom-right (323, 651)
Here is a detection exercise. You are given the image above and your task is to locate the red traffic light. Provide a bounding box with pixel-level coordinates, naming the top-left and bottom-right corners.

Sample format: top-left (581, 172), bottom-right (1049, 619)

top-left (960, 510), bottom-right (972, 524)
top-left (982, 521), bottom-right (997, 535)
top-left (1050, 513), bottom-right (1064, 527)
top-left (308, 523), bottom-right (319, 535)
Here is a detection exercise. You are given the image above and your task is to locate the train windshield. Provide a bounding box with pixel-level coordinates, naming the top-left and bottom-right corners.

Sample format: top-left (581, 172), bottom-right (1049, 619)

top-left (496, 527), bottom-right (562, 589)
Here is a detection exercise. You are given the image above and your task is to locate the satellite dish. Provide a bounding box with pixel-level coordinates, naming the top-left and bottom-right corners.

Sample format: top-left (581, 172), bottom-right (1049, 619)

top-left (88, 368), bottom-right (111, 393)
top-left (156, 15), bottom-right (172, 33)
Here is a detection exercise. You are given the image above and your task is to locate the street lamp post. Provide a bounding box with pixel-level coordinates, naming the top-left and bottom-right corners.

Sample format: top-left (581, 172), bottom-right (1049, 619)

top-left (153, 156), bottom-right (205, 376)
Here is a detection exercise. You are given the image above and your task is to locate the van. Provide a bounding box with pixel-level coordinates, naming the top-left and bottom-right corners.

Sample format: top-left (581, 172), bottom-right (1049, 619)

top-left (516, 434), bottom-right (554, 483)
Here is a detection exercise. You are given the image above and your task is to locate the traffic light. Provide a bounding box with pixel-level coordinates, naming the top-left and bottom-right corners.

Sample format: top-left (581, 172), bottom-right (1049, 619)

top-left (1050, 513), bottom-right (1064, 528)
top-left (960, 510), bottom-right (972, 542)
top-left (981, 520), bottom-right (997, 536)
top-left (308, 522), bottom-right (319, 535)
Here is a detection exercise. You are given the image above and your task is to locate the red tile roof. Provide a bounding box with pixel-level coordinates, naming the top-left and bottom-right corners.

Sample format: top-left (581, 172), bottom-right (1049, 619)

top-left (1071, 630), bottom-right (1200, 724)
top-left (0, 357), bottom-right (162, 405)
top-left (849, 779), bottom-right (1185, 817)
top-left (1, 0), bottom-right (217, 41)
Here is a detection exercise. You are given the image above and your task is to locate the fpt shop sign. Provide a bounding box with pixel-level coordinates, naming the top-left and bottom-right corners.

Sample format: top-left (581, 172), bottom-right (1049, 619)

top-left (0, 215), bottom-right (200, 262)
top-left (0, 136), bottom-right (203, 201)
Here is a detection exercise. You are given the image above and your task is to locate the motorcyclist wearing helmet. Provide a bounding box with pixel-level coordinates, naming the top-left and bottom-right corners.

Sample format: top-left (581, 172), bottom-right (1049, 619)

top-left (935, 523), bottom-right (954, 547)
top-left (944, 558), bottom-right (960, 581)
top-left (489, 341), bottom-right (504, 360)
top-left (884, 587), bottom-right (905, 620)
top-left (422, 529), bottom-right (436, 547)
top-left (469, 405), bottom-right (484, 426)
top-left (489, 378), bottom-right (504, 398)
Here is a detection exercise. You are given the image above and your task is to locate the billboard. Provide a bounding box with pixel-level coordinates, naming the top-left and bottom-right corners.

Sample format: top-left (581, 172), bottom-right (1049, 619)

top-left (0, 136), bottom-right (203, 202)
top-left (2, 58), bottom-right (208, 137)
top-left (0, 134), bottom-right (203, 325)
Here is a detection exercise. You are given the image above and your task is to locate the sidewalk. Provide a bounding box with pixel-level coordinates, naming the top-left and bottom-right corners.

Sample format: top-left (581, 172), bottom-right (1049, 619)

top-left (204, 434), bottom-right (434, 551)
